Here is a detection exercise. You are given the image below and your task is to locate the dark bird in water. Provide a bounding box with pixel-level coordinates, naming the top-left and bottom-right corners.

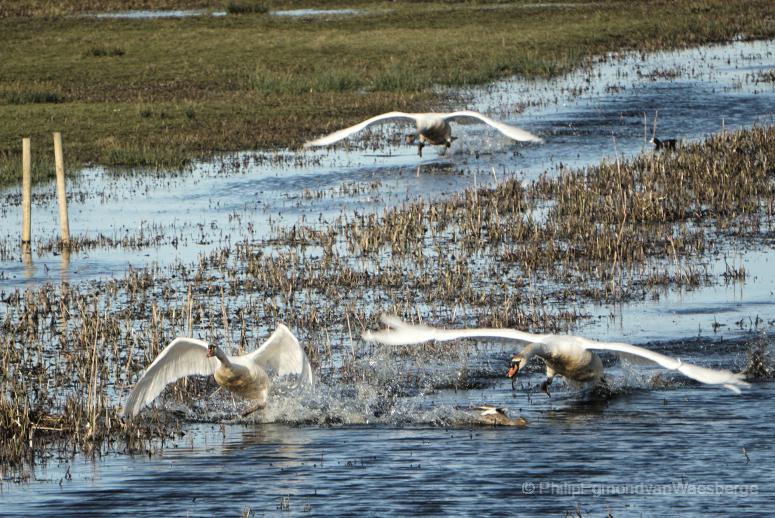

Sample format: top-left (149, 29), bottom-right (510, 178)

top-left (650, 137), bottom-right (679, 151)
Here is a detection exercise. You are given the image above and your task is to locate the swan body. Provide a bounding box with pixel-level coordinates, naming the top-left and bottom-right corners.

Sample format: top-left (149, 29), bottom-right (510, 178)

top-left (124, 324), bottom-right (313, 417)
top-left (304, 111), bottom-right (542, 156)
top-left (363, 316), bottom-right (750, 394)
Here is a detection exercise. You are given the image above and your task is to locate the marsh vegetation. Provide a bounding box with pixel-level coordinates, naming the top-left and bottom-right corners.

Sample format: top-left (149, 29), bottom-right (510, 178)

top-left (2, 124), bottom-right (774, 470)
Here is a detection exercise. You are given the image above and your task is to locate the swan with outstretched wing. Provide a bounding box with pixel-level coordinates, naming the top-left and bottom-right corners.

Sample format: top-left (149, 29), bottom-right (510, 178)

top-left (124, 324), bottom-right (313, 418)
top-left (304, 110), bottom-right (542, 156)
top-left (363, 316), bottom-right (749, 395)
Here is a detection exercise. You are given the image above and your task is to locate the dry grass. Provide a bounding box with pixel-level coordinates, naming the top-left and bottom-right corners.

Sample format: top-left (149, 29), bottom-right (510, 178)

top-left (1, 125), bottom-right (773, 469)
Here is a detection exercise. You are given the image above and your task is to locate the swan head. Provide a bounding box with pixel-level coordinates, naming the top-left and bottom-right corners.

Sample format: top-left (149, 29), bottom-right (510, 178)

top-left (507, 355), bottom-right (528, 378)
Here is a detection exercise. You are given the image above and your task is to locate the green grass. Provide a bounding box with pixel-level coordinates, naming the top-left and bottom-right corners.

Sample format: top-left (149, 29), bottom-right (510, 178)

top-left (1, 0), bottom-right (774, 187)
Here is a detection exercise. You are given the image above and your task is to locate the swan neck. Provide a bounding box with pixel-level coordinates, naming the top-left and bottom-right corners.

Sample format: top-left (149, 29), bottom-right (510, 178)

top-left (520, 342), bottom-right (545, 361)
top-left (213, 346), bottom-right (232, 367)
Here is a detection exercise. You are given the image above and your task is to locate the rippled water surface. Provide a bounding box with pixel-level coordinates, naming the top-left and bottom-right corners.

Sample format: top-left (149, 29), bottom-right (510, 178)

top-left (2, 40), bottom-right (775, 516)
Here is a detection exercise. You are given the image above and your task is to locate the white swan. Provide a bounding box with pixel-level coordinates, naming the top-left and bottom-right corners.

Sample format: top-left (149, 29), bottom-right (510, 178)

top-left (363, 316), bottom-right (750, 395)
top-left (304, 110), bottom-right (542, 156)
top-left (124, 324), bottom-right (313, 418)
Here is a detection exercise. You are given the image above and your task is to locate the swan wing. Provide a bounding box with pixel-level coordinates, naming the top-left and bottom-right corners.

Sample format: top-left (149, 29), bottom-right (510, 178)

top-left (575, 337), bottom-right (750, 393)
top-left (124, 337), bottom-right (218, 417)
top-left (443, 110), bottom-right (543, 143)
top-left (248, 324), bottom-right (313, 386)
top-left (303, 112), bottom-right (418, 147)
top-left (362, 315), bottom-right (547, 345)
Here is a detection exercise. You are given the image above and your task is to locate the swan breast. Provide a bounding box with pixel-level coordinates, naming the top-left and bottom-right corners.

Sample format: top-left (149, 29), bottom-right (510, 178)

top-left (543, 342), bottom-right (604, 382)
top-left (415, 115), bottom-right (451, 144)
top-left (214, 362), bottom-right (269, 399)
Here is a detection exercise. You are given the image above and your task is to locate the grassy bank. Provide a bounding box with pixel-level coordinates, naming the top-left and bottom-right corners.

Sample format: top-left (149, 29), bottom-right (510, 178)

top-left (1, 0), bottom-right (774, 186)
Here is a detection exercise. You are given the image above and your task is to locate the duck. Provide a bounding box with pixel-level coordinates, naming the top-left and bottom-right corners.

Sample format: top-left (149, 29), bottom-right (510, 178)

top-left (650, 137), bottom-right (679, 151)
top-left (124, 324), bottom-right (313, 418)
top-left (363, 316), bottom-right (750, 395)
top-left (472, 404), bottom-right (528, 427)
top-left (303, 110), bottom-right (542, 157)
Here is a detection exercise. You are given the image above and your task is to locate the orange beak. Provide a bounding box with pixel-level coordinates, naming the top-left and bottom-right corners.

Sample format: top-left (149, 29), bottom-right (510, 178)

top-left (507, 362), bottom-right (519, 378)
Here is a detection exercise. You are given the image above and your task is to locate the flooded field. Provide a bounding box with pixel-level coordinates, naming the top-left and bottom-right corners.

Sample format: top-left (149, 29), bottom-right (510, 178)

top-left (1, 39), bottom-right (775, 516)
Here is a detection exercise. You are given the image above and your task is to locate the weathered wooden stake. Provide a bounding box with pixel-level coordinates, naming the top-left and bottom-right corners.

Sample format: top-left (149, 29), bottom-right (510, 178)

top-left (22, 137), bottom-right (32, 245)
top-left (53, 132), bottom-right (70, 245)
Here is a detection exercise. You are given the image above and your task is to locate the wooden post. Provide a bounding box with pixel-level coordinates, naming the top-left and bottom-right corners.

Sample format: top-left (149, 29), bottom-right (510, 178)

top-left (53, 132), bottom-right (70, 245)
top-left (22, 137), bottom-right (32, 245)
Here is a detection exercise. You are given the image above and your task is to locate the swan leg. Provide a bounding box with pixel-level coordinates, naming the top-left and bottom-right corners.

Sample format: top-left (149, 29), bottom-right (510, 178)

top-left (540, 366), bottom-right (556, 397)
top-left (539, 377), bottom-right (554, 397)
top-left (241, 387), bottom-right (268, 417)
top-left (417, 142), bottom-right (424, 157)
top-left (241, 400), bottom-right (266, 417)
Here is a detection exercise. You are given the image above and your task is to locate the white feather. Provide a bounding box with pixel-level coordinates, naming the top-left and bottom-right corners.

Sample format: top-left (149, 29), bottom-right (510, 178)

top-left (303, 112), bottom-right (418, 147)
top-left (443, 110), bottom-right (543, 142)
top-left (124, 338), bottom-right (218, 418)
top-left (248, 324), bottom-right (314, 386)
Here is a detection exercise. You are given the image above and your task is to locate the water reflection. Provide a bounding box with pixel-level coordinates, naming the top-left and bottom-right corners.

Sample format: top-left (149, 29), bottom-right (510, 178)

top-left (21, 243), bottom-right (33, 279)
top-left (59, 247), bottom-right (71, 283)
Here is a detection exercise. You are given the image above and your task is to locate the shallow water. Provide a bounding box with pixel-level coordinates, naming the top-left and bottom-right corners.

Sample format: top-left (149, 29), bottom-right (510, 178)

top-left (4, 350), bottom-right (773, 516)
top-left (271, 8), bottom-right (365, 18)
top-left (88, 9), bottom-right (227, 19)
top-left (84, 7), bottom-right (367, 19)
top-left (2, 40), bottom-right (775, 516)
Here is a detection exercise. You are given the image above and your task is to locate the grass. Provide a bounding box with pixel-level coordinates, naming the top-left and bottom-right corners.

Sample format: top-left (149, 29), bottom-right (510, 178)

top-left (1, 0), bottom-right (774, 187)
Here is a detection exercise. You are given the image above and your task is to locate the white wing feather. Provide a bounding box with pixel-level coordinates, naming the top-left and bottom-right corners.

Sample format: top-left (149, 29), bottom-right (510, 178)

top-left (362, 314), bottom-right (544, 345)
top-left (124, 337), bottom-right (218, 417)
top-left (443, 110), bottom-right (544, 143)
top-left (363, 316), bottom-right (748, 393)
top-left (303, 112), bottom-right (418, 147)
top-left (573, 338), bottom-right (750, 394)
top-left (249, 324), bottom-right (314, 386)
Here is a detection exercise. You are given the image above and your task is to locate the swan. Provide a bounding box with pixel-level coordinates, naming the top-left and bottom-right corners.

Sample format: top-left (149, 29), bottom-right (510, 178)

top-left (363, 316), bottom-right (750, 395)
top-left (472, 404), bottom-right (528, 427)
top-left (303, 110), bottom-right (542, 156)
top-left (124, 324), bottom-right (313, 418)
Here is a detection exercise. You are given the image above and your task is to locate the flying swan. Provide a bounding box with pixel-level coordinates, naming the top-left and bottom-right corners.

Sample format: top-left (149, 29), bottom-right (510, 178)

top-left (363, 316), bottom-right (749, 395)
top-left (303, 111), bottom-right (543, 156)
top-left (124, 324), bottom-right (313, 418)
